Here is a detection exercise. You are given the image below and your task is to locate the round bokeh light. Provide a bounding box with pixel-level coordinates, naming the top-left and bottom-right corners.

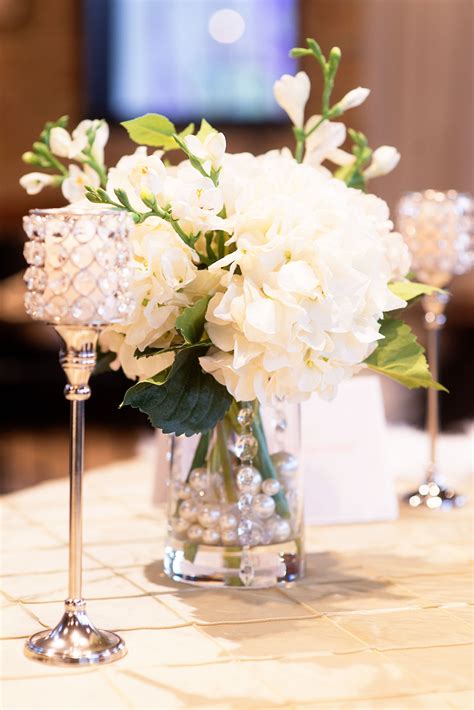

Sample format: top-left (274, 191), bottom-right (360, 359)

top-left (208, 8), bottom-right (245, 44)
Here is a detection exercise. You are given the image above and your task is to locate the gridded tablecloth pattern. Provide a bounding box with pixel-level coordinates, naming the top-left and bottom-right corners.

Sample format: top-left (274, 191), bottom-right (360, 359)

top-left (1, 454), bottom-right (473, 709)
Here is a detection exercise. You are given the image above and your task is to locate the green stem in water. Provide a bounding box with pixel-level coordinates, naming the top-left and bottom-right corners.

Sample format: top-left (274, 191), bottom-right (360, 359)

top-left (216, 420), bottom-right (237, 503)
top-left (252, 409), bottom-right (290, 518)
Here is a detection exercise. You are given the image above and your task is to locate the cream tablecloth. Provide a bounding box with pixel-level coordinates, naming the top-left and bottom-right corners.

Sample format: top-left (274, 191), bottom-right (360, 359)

top-left (1, 430), bottom-right (473, 710)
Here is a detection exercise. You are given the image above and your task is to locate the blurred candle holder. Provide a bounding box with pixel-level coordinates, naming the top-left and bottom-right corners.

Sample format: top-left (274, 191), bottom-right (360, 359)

top-left (22, 207), bottom-right (134, 665)
top-left (397, 190), bottom-right (473, 510)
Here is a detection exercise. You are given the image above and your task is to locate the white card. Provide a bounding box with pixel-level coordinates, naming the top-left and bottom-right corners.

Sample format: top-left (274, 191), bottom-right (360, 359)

top-left (302, 375), bottom-right (398, 525)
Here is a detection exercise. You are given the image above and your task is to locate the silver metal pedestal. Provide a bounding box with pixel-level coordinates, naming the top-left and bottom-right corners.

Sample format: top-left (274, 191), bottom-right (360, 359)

top-left (25, 327), bottom-right (126, 665)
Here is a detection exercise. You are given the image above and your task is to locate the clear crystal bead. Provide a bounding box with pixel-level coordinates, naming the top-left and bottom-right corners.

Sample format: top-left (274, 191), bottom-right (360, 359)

top-left (23, 241), bottom-right (45, 266)
top-left (237, 494), bottom-right (253, 513)
top-left (71, 297), bottom-right (96, 322)
top-left (95, 245), bottom-right (117, 269)
top-left (73, 219), bottom-right (96, 243)
top-left (24, 266), bottom-right (47, 292)
top-left (73, 270), bottom-right (96, 296)
top-left (237, 519), bottom-right (253, 546)
top-left (235, 434), bottom-right (258, 462)
top-left (45, 295), bottom-right (68, 321)
top-left (98, 272), bottom-right (118, 295)
top-left (97, 297), bottom-right (118, 321)
top-left (48, 270), bottom-right (70, 296)
top-left (239, 556), bottom-right (255, 587)
top-left (117, 294), bottom-right (135, 317)
top-left (23, 215), bottom-right (45, 240)
top-left (24, 291), bottom-right (45, 319)
top-left (45, 219), bottom-right (66, 239)
top-left (116, 267), bottom-right (131, 290)
top-left (237, 406), bottom-right (255, 428)
top-left (46, 242), bottom-right (68, 269)
top-left (116, 248), bottom-right (130, 267)
top-left (70, 245), bottom-right (94, 269)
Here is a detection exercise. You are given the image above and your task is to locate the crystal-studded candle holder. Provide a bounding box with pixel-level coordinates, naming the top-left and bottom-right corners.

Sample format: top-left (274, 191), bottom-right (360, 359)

top-left (397, 190), bottom-right (473, 288)
top-left (23, 207), bottom-right (134, 325)
top-left (397, 190), bottom-right (473, 510)
top-left (22, 207), bottom-right (135, 666)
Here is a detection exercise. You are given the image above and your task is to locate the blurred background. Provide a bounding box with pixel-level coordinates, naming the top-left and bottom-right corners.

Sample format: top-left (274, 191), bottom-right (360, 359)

top-left (0, 0), bottom-right (472, 493)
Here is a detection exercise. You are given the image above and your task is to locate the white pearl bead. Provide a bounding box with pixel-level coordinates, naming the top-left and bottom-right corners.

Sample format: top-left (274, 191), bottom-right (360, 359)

top-left (187, 524), bottom-right (203, 542)
top-left (198, 505), bottom-right (221, 528)
top-left (252, 494), bottom-right (276, 520)
top-left (273, 518), bottom-right (291, 542)
top-left (179, 500), bottom-right (199, 522)
top-left (176, 483), bottom-right (193, 500)
top-left (202, 528), bottom-right (220, 545)
top-left (236, 465), bottom-right (262, 494)
top-left (172, 517), bottom-right (190, 535)
top-left (271, 451), bottom-right (298, 475)
top-left (262, 478), bottom-right (281, 496)
top-left (189, 467), bottom-right (209, 492)
top-left (220, 512), bottom-right (238, 530)
top-left (221, 528), bottom-right (238, 545)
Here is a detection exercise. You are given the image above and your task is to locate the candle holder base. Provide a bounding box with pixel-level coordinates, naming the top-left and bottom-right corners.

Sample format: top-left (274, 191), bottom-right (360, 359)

top-left (24, 599), bottom-right (126, 666)
top-left (404, 480), bottom-right (467, 510)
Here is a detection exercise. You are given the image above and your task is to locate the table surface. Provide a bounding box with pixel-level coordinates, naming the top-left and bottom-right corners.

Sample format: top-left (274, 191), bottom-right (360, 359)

top-left (1, 431), bottom-right (473, 710)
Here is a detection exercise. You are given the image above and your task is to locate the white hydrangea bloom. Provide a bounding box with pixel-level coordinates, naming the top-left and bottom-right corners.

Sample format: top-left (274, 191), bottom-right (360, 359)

top-left (200, 150), bottom-right (410, 404)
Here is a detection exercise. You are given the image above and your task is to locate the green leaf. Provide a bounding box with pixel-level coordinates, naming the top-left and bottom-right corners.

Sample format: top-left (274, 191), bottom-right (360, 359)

top-left (122, 348), bottom-right (233, 436)
top-left (365, 317), bottom-right (447, 391)
top-left (196, 118), bottom-right (216, 142)
top-left (121, 113), bottom-right (177, 148)
top-left (175, 296), bottom-right (211, 344)
top-left (389, 281), bottom-right (444, 303)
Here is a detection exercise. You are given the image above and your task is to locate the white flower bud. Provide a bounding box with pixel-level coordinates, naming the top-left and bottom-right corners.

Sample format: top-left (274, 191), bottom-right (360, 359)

top-left (336, 87), bottom-right (370, 112)
top-left (364, 146), bottom-right (401, 179)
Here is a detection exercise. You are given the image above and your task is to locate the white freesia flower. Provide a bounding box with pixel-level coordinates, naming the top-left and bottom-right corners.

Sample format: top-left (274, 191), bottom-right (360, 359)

top-left (106, 146), bottom-right (167, 211)
top-left (364, 145), bottom-right (401, 179)
top-left (62, 164), bottom-right (99, 203)
top-left (273, 71), bottom-right (311, 127)
top-left (19, 172), bottom-right (57, 195)
top-left (72, 119), bottom-right (110, 164)
top-left (303, 116), bottom-right (354, 169)
top-left (185, 131), bottom-right (226, 170)
top-left (336, 86), bottom-right (370, 112)
top-left (166, 162), bottom-right (227, 233)
top-left (49, 126), bottom-right (88, 159)
top-left (100, 216), bottom-right (224, 380)
top-left (201, 150), bottom-right (408, 404)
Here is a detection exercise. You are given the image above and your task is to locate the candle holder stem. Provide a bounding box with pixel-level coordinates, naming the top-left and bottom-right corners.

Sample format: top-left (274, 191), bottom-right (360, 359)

top-left (24, 326), bottom-right (127, 665)
top-left (404, 294), bottom-right (466, 510)
top-left (426, 327), bottom-right (439, 483)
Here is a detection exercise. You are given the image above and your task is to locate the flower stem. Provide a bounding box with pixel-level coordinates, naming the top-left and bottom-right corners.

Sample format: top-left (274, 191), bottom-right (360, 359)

top-left (216, 421), bottom-right (237, 503)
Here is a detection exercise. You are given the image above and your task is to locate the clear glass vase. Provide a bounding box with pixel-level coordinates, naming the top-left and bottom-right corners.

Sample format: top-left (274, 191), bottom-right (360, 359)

top-left (164, 400), bottom-right (304, 588)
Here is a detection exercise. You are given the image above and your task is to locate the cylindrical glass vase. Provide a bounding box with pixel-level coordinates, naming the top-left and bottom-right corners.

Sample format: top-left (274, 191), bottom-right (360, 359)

top-left (164, 400), bottom-right (304, 588)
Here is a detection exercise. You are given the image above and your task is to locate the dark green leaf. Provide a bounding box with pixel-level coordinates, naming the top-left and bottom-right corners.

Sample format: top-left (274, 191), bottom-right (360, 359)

top-left (122, 348), bottom-right (233, 436)
top-left (365, 317), bottom-right (447, 391)
top-left (175, 296), bottom-right (211, 344)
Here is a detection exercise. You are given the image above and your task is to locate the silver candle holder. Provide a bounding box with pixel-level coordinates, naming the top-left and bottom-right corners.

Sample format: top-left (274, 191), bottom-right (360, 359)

top-left (397, 190), bottom-right (473, 510)
top-left (22, 207), bottom-right (134, 665)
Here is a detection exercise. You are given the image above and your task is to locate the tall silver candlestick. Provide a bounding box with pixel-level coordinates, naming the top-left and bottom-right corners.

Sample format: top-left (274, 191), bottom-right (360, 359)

top-left (397, 190), bottom-right (473, 509)
top-left (22, 207), bottom-right (134, 664)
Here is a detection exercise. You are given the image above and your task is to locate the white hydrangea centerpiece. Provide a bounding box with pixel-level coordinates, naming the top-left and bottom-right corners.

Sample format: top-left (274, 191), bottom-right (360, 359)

top-left (20, 38), bottom-right (443, 438)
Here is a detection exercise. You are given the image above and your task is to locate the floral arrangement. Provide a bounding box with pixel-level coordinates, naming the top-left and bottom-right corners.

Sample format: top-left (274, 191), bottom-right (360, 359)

top-left (20, 39), bottom-right (443, 438)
